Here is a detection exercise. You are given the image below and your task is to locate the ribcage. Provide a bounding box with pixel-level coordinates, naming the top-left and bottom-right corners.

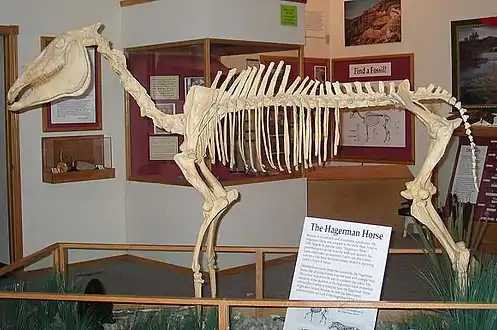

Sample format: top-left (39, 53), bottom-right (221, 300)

top-left (199, 103), bottom-right (333, 174)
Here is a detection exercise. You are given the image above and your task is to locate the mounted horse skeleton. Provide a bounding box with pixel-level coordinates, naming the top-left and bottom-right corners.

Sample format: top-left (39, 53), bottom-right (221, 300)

top-left (6, 24), bottom-right (478, 297)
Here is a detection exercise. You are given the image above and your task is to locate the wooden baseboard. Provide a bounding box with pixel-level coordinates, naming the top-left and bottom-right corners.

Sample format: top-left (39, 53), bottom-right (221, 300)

top-left (120, 0), bottom-right (156, 7)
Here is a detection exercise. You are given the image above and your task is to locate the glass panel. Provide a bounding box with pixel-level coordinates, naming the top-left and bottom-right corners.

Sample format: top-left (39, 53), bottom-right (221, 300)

top-left (60, 248), bottom-right (443, 301)
top-left (0, 253), bottom-right (57, 292)
top-left (42, 135), bottom-right (113, 173)
top-left (65, 248), bottom-right (255, 299)
top-left (263, 252), bottom-right (297, 299)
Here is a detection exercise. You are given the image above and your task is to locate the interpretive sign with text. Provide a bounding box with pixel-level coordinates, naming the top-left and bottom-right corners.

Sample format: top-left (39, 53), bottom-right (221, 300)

top-left (280, 4), bottom-right (298, 26)
top-left (283, 217), bottom-right (392, 330)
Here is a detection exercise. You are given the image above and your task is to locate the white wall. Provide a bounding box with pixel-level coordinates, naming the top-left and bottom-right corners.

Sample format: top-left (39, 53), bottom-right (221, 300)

top-left (126, 178), bottom-right (307, 269)
top-left (304, 0), bottom-right (331, 58)
top-left (330, 0), bottom-right (497, 204)
top-left (0, 0), bottom-right (127, 257)
top-left (0, 36), bottom-right (9, 264)
top-left (121, 0), bottom-right (305, 47)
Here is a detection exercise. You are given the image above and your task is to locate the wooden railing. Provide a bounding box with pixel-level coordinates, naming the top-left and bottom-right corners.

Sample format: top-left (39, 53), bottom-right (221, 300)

top-left (0, 242), bottom-right (451, 329)
top-left (0, 243), bottom-right (58, 277)
top-left (1, 242), bottom-right (442, 294)
top-left (0, 291), bottom-right (496, 329)
top-left (57, 243), bottom-right (442, 308)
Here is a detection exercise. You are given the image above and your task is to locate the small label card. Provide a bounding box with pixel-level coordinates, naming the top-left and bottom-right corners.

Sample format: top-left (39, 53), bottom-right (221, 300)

top-left (349, 62), bottom-right (392, 78)
top-left (283, 217), bottom-right (392, 330)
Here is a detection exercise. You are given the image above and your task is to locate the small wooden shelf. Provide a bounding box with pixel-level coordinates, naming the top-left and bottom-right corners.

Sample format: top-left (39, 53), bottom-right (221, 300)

top-left (42, 134), bottom-right (115, 184)
top-left (454, 125), bottom-right (497, 137)
top-left (120, 0), bottom-right (156, 7)
top-left (43, 168), bottom-right (116, 184)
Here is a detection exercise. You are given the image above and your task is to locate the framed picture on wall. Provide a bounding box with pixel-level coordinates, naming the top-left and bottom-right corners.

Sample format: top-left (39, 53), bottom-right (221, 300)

top-left (344, 0), bottom-right (402, 47)
top-left (40, 36), bottom-right (102, 132)
top-left (313, 65), bottom-right (327, 82)
top-left (184, 76), bottom-right (205, 99)
top-left (153, 103), bottom-right (176, 134)
top-left (451, 16), bottom-right (497, 110)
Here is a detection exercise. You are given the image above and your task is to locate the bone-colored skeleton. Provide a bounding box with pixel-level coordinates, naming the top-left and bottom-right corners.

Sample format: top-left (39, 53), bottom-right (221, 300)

top-left (6, 24), bottom-right (478, 297)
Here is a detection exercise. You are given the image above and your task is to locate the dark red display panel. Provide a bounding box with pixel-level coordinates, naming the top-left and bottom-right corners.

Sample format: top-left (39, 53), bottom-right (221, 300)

top-left (331, 54), bottom-right (415, 164)
top-left (127, 53), bottom-right (226, 184)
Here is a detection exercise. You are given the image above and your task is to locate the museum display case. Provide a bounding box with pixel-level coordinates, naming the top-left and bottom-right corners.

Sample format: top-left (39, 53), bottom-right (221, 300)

top-left (41, 135), bottom-right (114, 184)
top-left (124, 38), bottom-right (305, 186)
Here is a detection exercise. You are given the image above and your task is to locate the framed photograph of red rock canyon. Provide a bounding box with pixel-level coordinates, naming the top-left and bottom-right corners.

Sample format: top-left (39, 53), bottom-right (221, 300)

top-left (344, 0), bottom-right (402, 47)
top-left (451, 16), bottom-right (497, 110)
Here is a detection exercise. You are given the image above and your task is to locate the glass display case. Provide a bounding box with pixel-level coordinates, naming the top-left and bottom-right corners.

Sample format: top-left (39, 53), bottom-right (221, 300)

top-left (41, 135), bottom-right (114, 184)
top-left (124, 38), bottom-right (304, 186)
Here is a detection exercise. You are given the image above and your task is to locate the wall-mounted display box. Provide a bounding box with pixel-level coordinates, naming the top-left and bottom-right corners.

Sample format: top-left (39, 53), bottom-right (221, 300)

top-left (125, 38), bottom-right (305, 186)
top-left (42, 135), bottom-right (115, 184)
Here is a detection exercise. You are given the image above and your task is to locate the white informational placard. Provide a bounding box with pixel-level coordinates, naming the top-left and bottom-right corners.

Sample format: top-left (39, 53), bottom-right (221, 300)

top-left (149, 136), bottom-right (178, 161)
top-left (451, 145), bottom-right (487, 204)
top-left (349, 62), bottom-right (392, 79)
top-left (150, 75), bottom-right (179, 100)
top-left (283, 217), bottom-right (392, 330)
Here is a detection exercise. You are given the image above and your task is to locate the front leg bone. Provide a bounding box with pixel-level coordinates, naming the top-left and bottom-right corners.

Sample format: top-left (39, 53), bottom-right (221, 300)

top-left (173, 152), bottom-right (215, 298)
top-left (197, 160), bottom-right (239, 298)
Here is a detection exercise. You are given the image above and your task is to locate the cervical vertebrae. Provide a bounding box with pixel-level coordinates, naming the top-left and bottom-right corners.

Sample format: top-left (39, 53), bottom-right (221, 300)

top-left (6, 24), bottom-right (478, 298)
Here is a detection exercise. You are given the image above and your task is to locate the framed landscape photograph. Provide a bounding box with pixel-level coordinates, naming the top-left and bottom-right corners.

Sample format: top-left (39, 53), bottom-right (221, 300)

top-left (344, 0), bottom-right (401, 47)
top-left (330, 53), bottom-right (414, 164)
top-left (451, 16), bottom-right (497, 110)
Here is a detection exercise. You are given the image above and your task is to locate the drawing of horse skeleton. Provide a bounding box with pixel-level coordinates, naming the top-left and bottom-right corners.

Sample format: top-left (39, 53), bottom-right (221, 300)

top-left (305, 307), bottom-right (328, 324)
top-left (6, 23), bottom-right (479, 298)
top-left (329, 321), bottom-right (361, 330)
top-left (349, 110), bottom-right (391, 143)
